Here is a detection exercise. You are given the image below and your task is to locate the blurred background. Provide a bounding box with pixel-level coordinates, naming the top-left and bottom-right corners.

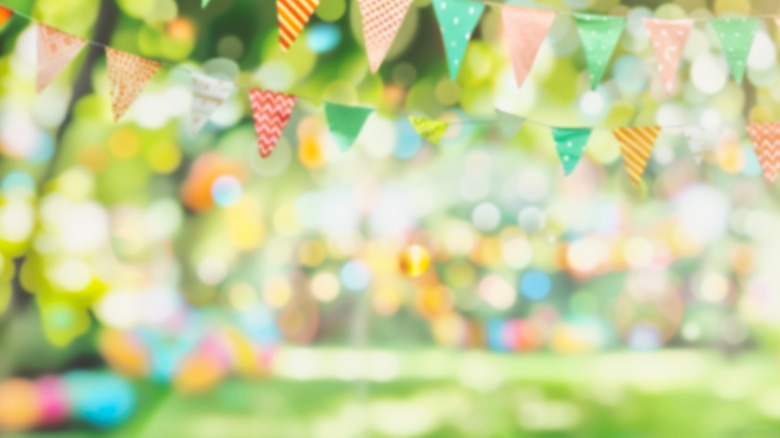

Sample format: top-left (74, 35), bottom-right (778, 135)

top-left (2, 0), bottom-right (780, 436)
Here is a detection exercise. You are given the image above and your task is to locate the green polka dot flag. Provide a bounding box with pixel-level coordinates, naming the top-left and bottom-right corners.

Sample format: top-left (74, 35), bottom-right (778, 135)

top-left (574, 14), bottom-right (625, 89)
top-left (711, 17), bottom-right (759, 84)
top-left (432, 0), bottom-right (486, 81)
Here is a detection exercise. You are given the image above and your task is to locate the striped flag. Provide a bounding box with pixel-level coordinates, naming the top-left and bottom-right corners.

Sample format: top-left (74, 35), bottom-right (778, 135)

top-left (249, 88), bottom-right (297, 159)
top-left (278, 0), bottom-right (319, 51)
top-left (613, 126), bottom-right (662, 184)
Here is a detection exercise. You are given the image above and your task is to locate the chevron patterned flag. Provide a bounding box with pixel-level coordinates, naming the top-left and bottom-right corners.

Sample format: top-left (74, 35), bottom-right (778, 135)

top-left (249, 88), bottom-right (297, 159)
top-left (278, 0), bottom-right (319, 51)
top-left (409, 116), bottom-right (449, 145)
top-left (683, 127), bottom-right (721, 164)
top-left (106, 48), bottom-right (161, 121)
top-left (358, 0), bottom-right (414, 73)
top-left (0, 6), bottom-right (13, 27)
top-left (36, 24), bottom-right (87, 92)
top-left (501, 6), bottom-right (556, 88)
top-left (643, 19), bottom-right (693, 94)
top-left (191, 72), bottom-right (235, 134)
top-left (748, 122), bottom-right (780, 182)
top-left (613, 126), bottom-right (662, 184)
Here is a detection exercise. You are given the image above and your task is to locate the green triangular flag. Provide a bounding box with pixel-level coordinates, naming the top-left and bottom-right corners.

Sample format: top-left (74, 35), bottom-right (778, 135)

top-left (409, 116), bottom-right (449, 145)
top-left (552, 127), bottom-right (592, 175)
top-left (432, 0), bottom-right (486, 81)
top-left (574, 14), bottom-right (625, 89)
top-left (324, 103), bottom-right (373, 152)
top-left (496, 109), bottom-right (524, 140)
top-left (711, 18), bottom-right (759, 84)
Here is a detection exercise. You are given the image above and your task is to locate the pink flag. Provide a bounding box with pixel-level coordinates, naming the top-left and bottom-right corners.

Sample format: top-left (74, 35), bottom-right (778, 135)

top-left (501, 6), bottom-right (556, 87)
top-left (37, 24), bottom-right (87, 92)
top-left (358, 0), bottom-right (413, 73)
top-left (644, 18), bottom-right (693, 94)
top-left (106, 48), bottom-right (161, 121)
top-left (748, 122), bottom-right (780, 183)
top-left (249, 88), bottom-right (297, 159)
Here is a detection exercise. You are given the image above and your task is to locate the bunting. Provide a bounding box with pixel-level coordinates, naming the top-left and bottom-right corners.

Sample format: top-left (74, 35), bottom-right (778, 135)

top-left (324, 103), bottom-right (373, 152)
top-left (683, 127), bottom-right (720, 164)
top-left (711, 18), bottom-right (759, 84)
top-left (249, 88), bottom-right (297, 159)
top-left (36, 24), bottom-right (87, 93)
top-left (409, 116), bottom-right (449, 145)
top-left (358, 0), bottom-right (414, 73)
top-left (747, 122), bottom-right (780, 182)
top-left (106, 48), bottom-right (161, 121)
top-left (643, 19), bottom-right (693, 94)
top-left (433, 0), bottom-right (485, 81)
top-left (501, 7), bottom-right (556, 88)
top-left (551, 128), bottom-right (592, 175)
top-left (278, 0), bottom-right (320, 51)
top-left (574, 14), bottom-right (625, 89)
top-left (614, 126), bottom-right (661, 184)
top-left (190, 73), bottom-right (235, 134)
top-left (495, 109), bottom-right (524, 140)
top-left (0, 6), bottom-right (13, 27)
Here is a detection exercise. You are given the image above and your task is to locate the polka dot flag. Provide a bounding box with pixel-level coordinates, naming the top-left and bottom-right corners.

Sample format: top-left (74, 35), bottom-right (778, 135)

top-left (711, 17), bottom-right (759, 84)
top-left (432, 0), bottom-right (485, 81)
top-left (574, 13), bottom-right (625, 90)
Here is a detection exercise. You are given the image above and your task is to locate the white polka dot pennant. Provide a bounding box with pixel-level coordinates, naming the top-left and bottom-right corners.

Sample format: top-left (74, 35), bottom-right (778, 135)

top-left (432, 0), bottom-right (486, 81)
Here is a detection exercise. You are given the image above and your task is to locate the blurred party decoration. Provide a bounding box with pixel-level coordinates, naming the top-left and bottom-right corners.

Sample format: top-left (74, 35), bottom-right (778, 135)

top-left (574, 14), bottom-right (625, 89)
top-left (409, 116), bottom-right (449, 145)
top-left (711, 18), bottom-right (759, 84)
top-left (747, 122), bottom-right (780, 182)
top-left (190, 72), bottom-right (235, 134)
top-left (614, 126), bottom-right (661, 184)
top-left (324, 102), bottom-right (372, 152)
top-left (201, 0), bottom-right (212, 8)
top-left (495, 109), bottom-right (524, 140)
top-left (432, 0), bottom-right (485, 81)
top-left (501, 6), bottom-right (555, 88)
top-left (249, 88), bottom-right (297, 158)
top-left (277, 0), bottom-right (320, 52)
top-left (358, 0), bottom-right (413, 73)
top-left (684, 127), bottom-right (721, 164)
top-left (399, 244), bottom-right (431, 278)
top-left (551, 127), bottom-right (592, 175)
top-left (36, 25), bottom-right (86, 92)
top-left (643, 19), bottom-right (692, 95)
top-left (0, 6), bottom-right (12, 27)
top-left (106, 48), bottom-right (161, 121)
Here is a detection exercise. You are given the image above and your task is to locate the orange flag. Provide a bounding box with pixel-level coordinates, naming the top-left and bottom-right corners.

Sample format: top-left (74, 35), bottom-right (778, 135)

top-left (278, 0), bottom-right (320, 51)
top-left (0, 6), bottom-right (13, 27)
top-left (614, 126), bottom-right (662, 184)
top-left (748, 122), bottom-right (780, 182)
top-left (106, 48), bottom-right (161, 121)
top-left (37, 24), bottom-right (87, 92)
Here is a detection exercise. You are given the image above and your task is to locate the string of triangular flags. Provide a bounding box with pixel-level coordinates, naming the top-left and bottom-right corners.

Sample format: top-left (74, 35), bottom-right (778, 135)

top-left (5, 5), bottom-right (780, 184)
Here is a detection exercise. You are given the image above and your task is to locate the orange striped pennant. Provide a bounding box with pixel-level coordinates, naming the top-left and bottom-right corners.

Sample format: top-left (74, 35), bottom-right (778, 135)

top-left (613, 126), bottom-right (662, 184)
top-left (278, 0), bottom-right (319, 52)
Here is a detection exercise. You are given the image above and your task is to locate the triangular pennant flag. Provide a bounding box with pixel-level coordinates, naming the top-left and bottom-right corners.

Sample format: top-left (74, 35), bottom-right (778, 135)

top-left (748, 122), bottom-right (780, 182)
top-left (683, 127), bottom-right (721, 164)
top-left (249, 88), bottom-right (297, 159)
top-left (433, 0), bottom-right (485, 80)
top-left (106, 48), bottom-right (161, 121)
top-left (0, 6), bottom-right (13, 27)
top-left (324, 103), bottom-right (373, 152)
top-left (358, 0), bottom-right (414, 73)
top-left (409, 116), bottom-right (449, 145)
top-left (191, 73), bottom-right (235, 134)
top-left (501, 6), bottom-right (556, 87)
top-left (711, 18), bottom-right (759, 84)
top-left (643, 18), bottom-right (693, 94)
top-left (36, 25), bottom-right (87, 93)
top-left (574, 14), bottom-right (625, 89)
top-left (278, 0), bottom-right (320, 52)
top-left (551, 128), bottom-right (592, 175)
top-left (613, 126), bottom-right (662, 184)
top-left (496, 109), bottom-right (524, 140)
top-left (202, 0), bottom-right (212, 7)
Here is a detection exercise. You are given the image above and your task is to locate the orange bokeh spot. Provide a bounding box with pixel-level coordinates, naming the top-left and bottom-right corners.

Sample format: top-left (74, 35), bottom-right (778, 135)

top-left (0, 8), bottom-right (13, 28)
top-left (181, 153), bottom-right (248, 212)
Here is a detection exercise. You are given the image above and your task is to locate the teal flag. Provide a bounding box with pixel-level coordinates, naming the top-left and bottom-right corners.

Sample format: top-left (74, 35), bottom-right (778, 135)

top-left (432, 0), bottom-right (486, 81)
top-left (574, 14), bottom-right (625, 89)
top-left (552, 127), bottom-right (592, 175)
top-left (324, 103), bottom-right (373, 152)
top-left (496, 109), bottom-right (524, 140)
top-left (711, 18), bottom-right (759, 84)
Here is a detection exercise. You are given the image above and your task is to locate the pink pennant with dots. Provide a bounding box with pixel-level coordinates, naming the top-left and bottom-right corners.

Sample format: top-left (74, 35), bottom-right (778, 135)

top-left (643, 18), bottom-right (693, 94)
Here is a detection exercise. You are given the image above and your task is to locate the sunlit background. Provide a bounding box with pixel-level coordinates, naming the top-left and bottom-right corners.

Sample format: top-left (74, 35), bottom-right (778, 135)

top-left (2, 0), bottom-right (780, 436)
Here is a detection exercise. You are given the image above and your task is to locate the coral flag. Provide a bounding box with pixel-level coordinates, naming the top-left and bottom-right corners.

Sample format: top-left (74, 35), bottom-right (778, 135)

top-left (249, 88), bottom-right (297, 159)
top-left (278, 0), bottom-right (320, 51)
top-left (643, 18), bottom-right (693, 94)
top-left (106, 48), bottom-right (161, 121)
top-left (409, 116), bottom-right (449, 145)
top-left (433, 0), bottom-right (485, 81)
top-left (613, 126), bottom-right (662, 184)
top-left (748, 122), bottom-right (780, 183)
top-left (358, 0), bottom-right (413, 73)
top-left (36, 24), bottom-right (87, 92)
top-left (0, 6), bottom-right (13, 27)
top-left (551, 127), bottom-right (592, 175)
top-left (711, 18), bottom-right (759, 84)
top-left (191, 72), bottom-right (235, 134)
top-left (574, 14), bottom-right (625, 89)
top-left (683, 127), bottom-right (721, 164)
top-left (501, 6), bottom-right (556, 87)
top-left (324, 103), bottom-right (373, 152)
